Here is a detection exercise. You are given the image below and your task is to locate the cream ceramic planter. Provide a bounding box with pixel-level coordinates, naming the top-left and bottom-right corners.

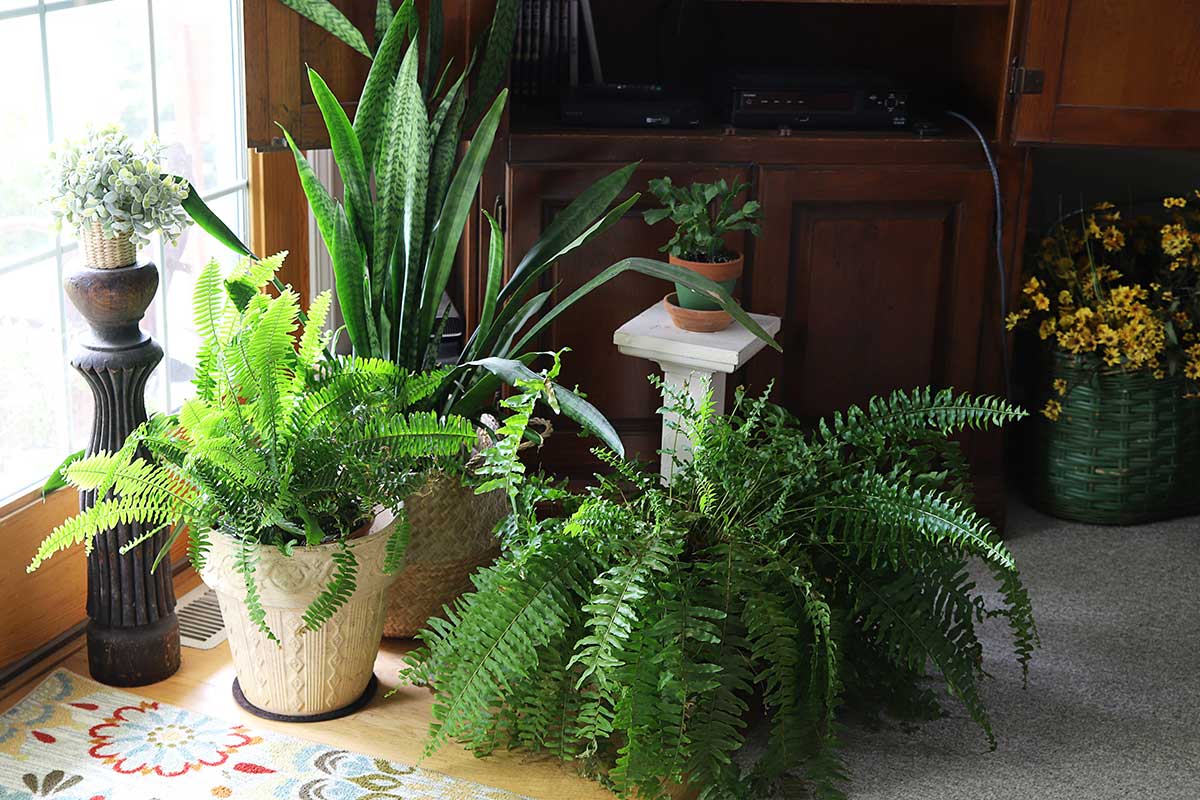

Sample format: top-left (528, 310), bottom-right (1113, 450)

top-left (200, 510), bottom-right (399, 720)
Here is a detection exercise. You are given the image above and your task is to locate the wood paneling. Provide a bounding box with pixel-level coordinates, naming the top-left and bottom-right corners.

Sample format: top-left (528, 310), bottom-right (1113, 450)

top-left (506, 163), bottom-right (751, 475)
top-left (1012, 0), bottom-right (1200, 147)
top-left (249, 150), bottom-right (310, 304)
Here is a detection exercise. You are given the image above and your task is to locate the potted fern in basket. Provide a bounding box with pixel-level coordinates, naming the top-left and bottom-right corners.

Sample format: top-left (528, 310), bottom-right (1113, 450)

top-left (29, 254), bottom-right (477, 720)
top-left (405, 382), bottom-right (1036, 799)
top-left (184, 0), bottom-right (780, 638)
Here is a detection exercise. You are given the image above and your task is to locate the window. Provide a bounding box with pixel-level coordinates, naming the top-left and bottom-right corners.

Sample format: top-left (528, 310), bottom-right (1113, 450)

top-left (0, 0), bottom-right (248, 502)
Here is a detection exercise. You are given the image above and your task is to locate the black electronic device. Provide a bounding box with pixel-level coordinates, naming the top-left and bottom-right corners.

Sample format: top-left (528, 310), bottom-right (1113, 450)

top-left (725, 72), bottom-right (911, 131)
top-left (561, 84), bottom-right (704, 129)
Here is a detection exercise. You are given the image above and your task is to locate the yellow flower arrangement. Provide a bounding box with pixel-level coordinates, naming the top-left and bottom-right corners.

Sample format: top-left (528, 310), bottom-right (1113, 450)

top-left (1016, 195), bottom-right (1200, 414)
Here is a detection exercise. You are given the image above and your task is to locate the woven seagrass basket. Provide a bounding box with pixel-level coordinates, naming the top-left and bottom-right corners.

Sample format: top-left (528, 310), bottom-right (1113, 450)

top-left (1029, 350), bottom-right (1200, 525)
top-left (80, 221), bottom-right (136, 269)
top-left (382, 472), bottom-right (508, 638)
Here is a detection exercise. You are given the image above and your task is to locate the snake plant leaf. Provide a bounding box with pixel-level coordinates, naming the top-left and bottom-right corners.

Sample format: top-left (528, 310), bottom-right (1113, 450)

top-left (277, 0), bottom-right (371, 58)
top-left (419, 90), bottom-right (507, 351)
top-left (467, 210), bottom-right (505, 361)
top-left (354, 5), bottom-right (413, 168)
top-left (468, 357), bottom-right (624, 456)
top-left (178, 180), bottom-right (253, 258)
top-left (462, 0), bottom-right (519, 129)
top-left (480, 193), bottom-right (640, 358)
top-left (375, 0), bottom-right (394, 45)
top-left (424, 0), bottom-right (444, 99)
top-left (511, 257), bottom-right (782, 357)
top-left (495, 288), bottom-right (554, 359)
top-left (425, 73), bottom-right (467, 236)
top-left (278, 125), bottom-right (338, 257)
top-left (42, 449), bottom-right (85, 498)
top-left (332, 203), bottom-right (371, 355)
top-left (501, 162), bottom-right (638, 303)
top-left (374, 43), bottom-right (428, 366)
top-left (308, 69), bottom-right (373, 254)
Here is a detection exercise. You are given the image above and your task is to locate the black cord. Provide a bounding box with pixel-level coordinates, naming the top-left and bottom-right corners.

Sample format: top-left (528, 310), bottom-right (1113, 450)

top-left (946, 110), bottom-right (1012, 401)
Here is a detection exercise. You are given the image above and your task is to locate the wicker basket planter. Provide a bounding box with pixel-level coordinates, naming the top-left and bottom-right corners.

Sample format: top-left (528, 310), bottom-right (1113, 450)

top-left (79, 221), bottom-right (136, 269)
top-left (382, 472), bottom-right (509, 638)
top-left (1030, 351), bottom-right (1200, 524)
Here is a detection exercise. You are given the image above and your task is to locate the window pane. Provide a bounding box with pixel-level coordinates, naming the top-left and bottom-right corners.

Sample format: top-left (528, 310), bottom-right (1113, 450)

top-left (0, 15), bottom-right (53, 265)
top-left (153, 0), bottom-right (242, 193)
top-left (46, 0), bottom-right (153, 142)
top-left (0, 259), bottom-right (68, 499)
top-left (161, 191), bottom-right (247, 409)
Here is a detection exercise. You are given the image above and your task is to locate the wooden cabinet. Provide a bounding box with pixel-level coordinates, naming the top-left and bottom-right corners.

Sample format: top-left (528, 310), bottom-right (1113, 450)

top-left (746, 165), bottom-right (996, 419)
top-left (1012, 0), bottom-right (1200, 148)
top-left (505, 163), bottom-right (752, 476)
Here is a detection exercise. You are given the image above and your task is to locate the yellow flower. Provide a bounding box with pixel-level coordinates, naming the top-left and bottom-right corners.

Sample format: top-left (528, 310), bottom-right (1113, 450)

top-left (1039, 319), bottom-right (1057, 340)
top-left (1162, 223), bottom-right (1193, 256)
top-left (1074, 307), bottom-right (1095, 322)
top-left (1164, 197), bottom-right (1187, 209)
top-left (1052, 378), bottom-right (1068, 396)
top-left (1097, 324), bottom-right (1119, 346)
top-left (1101, 226), bottom-right (1125, 252)
top-left (1058, 290), bottom-right (1073, 307)
top-left (1032, 292), bottom-right (1050, 311)
top-left (1086, 216), bottom-right (1102, 238)
top-left (1023, 276), bottom-right (1042, 295)
top-left (1005, 311), bottom-right (1028, 330)
top-left (1104, 347), bottom-right (1122, 366)
top-left (1041, 399), bottom-right (1062, 421)
top-left (1153, 369), bottom-right (1166, 379)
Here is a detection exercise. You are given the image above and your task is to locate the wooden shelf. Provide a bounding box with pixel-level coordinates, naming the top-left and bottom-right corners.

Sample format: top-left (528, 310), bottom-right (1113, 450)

top-left (709, 0), bottom-right (1010, 6)
top-left (508, 122), bottom-right (994, 166)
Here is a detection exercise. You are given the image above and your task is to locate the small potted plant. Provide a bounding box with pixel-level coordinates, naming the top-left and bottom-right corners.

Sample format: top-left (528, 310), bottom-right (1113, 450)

top-left (1010, 195), bottom-right (1200, 523)
top-left (29, 254), bottom-right (476, 720)
top-left (643, 177), bottom-right (762, 332)
top-left (49, 125), bottom-right (190, 269)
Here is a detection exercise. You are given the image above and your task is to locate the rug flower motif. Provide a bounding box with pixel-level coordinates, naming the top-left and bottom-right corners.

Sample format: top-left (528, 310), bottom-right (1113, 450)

top-left (0, 670), bottom-right (527, 800)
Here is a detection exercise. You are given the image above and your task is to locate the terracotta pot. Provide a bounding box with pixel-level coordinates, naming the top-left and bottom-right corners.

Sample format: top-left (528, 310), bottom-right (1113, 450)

top-left (669, 252), bottom-right (743, 311)
top-left (663, 292), bottom-right (733, 332)
top-left (382, 472), bottom-right (508, 638)
top-left (200, 510), bottom-right (400, 719)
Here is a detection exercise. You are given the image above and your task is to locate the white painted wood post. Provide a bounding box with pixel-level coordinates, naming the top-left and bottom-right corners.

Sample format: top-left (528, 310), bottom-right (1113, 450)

top-left (614, 303), bottom-right (782, 483)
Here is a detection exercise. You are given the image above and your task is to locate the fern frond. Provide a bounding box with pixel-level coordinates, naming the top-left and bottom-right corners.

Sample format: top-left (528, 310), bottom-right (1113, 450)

top-left (236, 536), bottom-right (276, 643)
top-left (383, 507), bottom-right (410, 574)
top-left (302, 543), bottom-right (358, 631)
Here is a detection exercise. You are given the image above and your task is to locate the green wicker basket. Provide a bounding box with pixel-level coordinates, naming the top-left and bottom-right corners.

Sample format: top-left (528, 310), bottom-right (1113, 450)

top-left (1030, 350), bottom-right (1200, 524)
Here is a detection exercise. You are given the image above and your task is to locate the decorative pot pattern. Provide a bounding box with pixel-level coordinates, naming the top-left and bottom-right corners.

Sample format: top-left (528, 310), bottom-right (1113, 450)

top-left (200, 511), bottom-right (399, 717)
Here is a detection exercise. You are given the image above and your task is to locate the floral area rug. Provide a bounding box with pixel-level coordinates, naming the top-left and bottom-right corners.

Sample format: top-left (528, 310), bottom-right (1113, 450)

top-left (0, 669), bottom-right (527, 800)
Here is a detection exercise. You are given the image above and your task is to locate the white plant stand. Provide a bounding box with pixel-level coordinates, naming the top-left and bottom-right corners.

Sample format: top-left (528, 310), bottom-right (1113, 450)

top-left (613, 302), bottom-right (782, 481)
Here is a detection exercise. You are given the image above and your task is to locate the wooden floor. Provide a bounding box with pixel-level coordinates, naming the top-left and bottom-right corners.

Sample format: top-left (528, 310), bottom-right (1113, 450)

top-left (0, 573), bottom-right (617, 800)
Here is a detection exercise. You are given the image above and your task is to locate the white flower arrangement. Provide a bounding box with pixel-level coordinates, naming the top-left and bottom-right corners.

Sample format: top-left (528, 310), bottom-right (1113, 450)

top-left (49, 125), bottom-right (190, 249)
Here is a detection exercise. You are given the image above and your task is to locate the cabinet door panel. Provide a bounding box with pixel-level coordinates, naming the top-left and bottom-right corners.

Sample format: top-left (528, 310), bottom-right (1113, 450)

top-left (1013, 0), bottom-right (1200, 147)
top-left (506, 163), bottom-right (751, 476)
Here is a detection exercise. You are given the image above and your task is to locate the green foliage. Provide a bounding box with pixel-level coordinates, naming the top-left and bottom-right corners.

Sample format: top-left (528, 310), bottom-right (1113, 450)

top-left (187, 6), bottom-right (778, 457)
top-left (406, 385), bottom-right (1036, 799)
top-left (29, 255), bottom-right (476, 639)
top-left (643, 177), bottom-right (762, 263)
top-left (49, 125), bottom-right (190, 248)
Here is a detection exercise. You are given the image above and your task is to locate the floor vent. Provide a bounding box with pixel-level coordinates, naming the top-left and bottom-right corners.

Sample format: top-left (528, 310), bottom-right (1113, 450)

top-left (176, 585), bottom-right (228, 650)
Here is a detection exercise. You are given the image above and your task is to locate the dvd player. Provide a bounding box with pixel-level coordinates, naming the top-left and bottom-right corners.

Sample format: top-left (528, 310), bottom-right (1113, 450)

top-left (726, 72), bottom-right (910, 131)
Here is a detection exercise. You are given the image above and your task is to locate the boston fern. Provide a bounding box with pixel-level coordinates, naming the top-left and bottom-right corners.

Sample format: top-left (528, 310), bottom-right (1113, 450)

top-left (183, 0), bottom-right (779, 458)
top-left (29, 254), bottom-right (476, 639)
top-left (404, 385), bottom-right (1037, 799)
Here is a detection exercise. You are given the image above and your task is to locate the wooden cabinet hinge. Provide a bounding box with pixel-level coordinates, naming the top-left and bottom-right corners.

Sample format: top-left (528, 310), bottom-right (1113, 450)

top-left (1009, 59), bottom-right (1045, 95)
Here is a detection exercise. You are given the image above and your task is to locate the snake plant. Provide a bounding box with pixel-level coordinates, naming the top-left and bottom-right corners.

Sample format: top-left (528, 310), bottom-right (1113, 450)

top-left (186, 1), bottom-right (780, 455)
